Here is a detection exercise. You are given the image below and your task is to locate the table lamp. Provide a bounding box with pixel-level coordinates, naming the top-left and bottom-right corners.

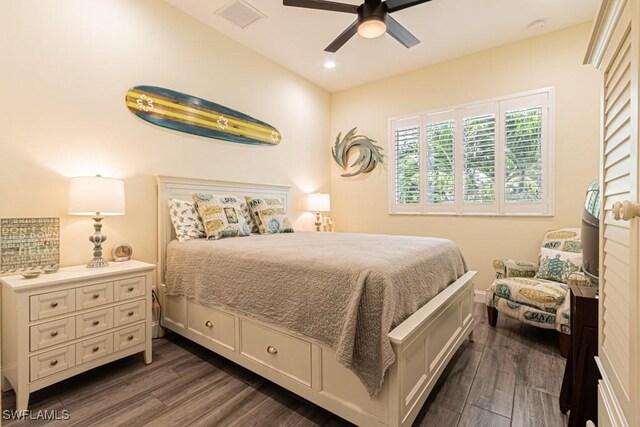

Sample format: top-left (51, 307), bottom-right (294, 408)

top-left (307, 193), bottom-right (331, 232)
top-left (68, 175), bottom-right (125, 268)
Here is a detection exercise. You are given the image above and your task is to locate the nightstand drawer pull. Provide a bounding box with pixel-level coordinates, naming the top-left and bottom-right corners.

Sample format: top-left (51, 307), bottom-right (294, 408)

top-left (128, 286), bottom-right (134, 292)
top-left (92, 346), bottom-right (100, 353)
top-left (267, 346), bottom-right (278, 355)
top-left (127, 335), bottom-right (134, 341)
top-left (128, 311), bottom-right (134, 316)
top-left (92, 320), bottom-right (100, 326)
top-left (50, 359), bottom-right (58, 367)
top-left (92, 293), bottom-right (100, 299)
top-left (205, 321), bottom-right (213, 328)
top-left (50, 301), bottom-right (59, 308)
top-left (50, 330), bottom-right (59, 337)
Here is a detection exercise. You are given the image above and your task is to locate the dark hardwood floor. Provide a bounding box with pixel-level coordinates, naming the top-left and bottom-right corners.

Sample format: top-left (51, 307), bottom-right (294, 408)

top-left (2, 303), bottom-right (568, 426)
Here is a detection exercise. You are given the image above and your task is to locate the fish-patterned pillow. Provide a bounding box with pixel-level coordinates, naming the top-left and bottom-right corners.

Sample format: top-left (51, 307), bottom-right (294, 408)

top-left (192, 193), bottom-right (251, 240)
top-left (245, 196), bottom-right (294, 234)
top-left (168, 199), bottom-right (206, 242)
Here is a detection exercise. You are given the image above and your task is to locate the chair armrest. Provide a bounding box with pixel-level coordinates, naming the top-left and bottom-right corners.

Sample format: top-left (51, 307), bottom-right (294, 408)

top-left (492, 258), bottom-right (538, 279)
top-left (556, 292), bottom-right (571, 334)
top-left (567, 272), bottom-right (590, 287)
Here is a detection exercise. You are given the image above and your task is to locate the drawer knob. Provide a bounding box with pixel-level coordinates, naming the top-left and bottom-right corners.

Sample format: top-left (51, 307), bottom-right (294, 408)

top-left (92, 293), bottom-right (100, 299)
top-left (50, 301), bottom-right (59, 308)
top-left (50, 359), bottom-right (58, 367)
top-left (92, 320), bottom-right (100, 326)
top-left (128, 311), bottom-right (134, 317)
top-left (128, 286), bottom-right (135, 292)
top-left (127, 335), bottom-right (134, 341)
top-left (92, 346), bottom-right (100, 353)
top-left (50, 330), bottom-right (59, 337)
top-left (205, 321), bottom-right (213, 328)
top-left (266, 346), bottom-right (278, 355)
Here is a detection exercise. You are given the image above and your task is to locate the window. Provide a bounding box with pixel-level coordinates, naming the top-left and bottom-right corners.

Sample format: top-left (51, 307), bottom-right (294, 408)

top-left (389, 89), bottom-right (553, 215)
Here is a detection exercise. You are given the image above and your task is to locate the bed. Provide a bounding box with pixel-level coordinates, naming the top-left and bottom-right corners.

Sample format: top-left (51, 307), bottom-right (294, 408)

top-left (156, 176), bottom-right (476, 427)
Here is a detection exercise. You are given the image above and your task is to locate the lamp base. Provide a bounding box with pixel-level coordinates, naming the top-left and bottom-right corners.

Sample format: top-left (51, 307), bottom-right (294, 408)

top-left (87, 256), bottom-right (109, 268)
top-left (314, 212), bottom-right (323, 232)
top-left (86, 215), bottom-right (109, 268)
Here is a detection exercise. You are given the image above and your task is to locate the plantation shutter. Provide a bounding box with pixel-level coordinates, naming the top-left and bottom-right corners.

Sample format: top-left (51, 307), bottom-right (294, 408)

top-left (504, 107), bottom-right (543, 202)
top-left (389, 89), bottom-right (552, 215)
top-left (426, 118), bottom-right (455, 205)
top-left (393, 119), bottom-right (421, 206)
top-left (499, 92), bottom-right (550, 214)
top-left (462, 113), bottom-right (496, 204)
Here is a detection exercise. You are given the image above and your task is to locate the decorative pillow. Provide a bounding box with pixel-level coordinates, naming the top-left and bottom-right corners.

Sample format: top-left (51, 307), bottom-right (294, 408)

top-left (541, 228), bottom-right (581, 252)
top-left (535, 247), bottom-right (582, 284)
top-left (168, 199), bottom-right (206, 242)
top-left (245, 196), bottom-right (294, 234)
top-left (192, 193), bottom-right (251, 240)
top-left (239, 198), bottom-right (259, 233)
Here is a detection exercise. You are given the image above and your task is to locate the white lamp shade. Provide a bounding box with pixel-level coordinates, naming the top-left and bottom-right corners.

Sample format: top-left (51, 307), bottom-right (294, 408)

top-left (68, 176), bottom-right (125, 216)
top-left (307, 193), bottom-right (331, 212)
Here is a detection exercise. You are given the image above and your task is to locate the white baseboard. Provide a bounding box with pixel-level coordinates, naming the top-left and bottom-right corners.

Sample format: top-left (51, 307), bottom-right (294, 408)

top-left (474, 290), bottom-right (486, 303)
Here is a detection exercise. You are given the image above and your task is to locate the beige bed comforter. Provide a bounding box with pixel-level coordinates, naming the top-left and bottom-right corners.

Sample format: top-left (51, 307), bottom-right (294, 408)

top-left (165, 231), bottom-right (467, 398)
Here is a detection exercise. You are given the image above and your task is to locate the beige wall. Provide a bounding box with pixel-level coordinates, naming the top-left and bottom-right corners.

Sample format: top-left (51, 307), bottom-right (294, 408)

top-left (330, 23), bottom-right (600, 292)
top-left (0, 0), bottom-right (330, 269)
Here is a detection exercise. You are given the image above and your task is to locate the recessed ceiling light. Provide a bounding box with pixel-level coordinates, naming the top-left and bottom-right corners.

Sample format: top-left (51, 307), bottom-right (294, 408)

top-left (528, 19), bottom-right (546, 30)
top-left (324, 60), bottom-right (336, 69)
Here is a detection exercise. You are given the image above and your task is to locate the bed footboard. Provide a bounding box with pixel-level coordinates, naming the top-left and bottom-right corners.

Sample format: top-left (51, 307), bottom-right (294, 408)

top-left (159, 271), bottom-right (475, 427)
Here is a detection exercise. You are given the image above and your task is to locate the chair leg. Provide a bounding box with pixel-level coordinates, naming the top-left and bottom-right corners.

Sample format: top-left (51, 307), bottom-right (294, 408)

top-left (487, 306), bottom-right (498, 327)
top-left (559, 332), bottom-right (571, 358)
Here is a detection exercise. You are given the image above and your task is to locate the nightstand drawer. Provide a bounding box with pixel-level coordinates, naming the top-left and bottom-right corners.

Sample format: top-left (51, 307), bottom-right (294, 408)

top-left (113, 300), bottom-right (145, 326)
top-left (114, 276), bottom-right (145, 301)
top-left (30, 290), bottom-right (76, 321)
top-left (30, 317), bottom-right (76, 351)
top-left (76, 308), bottom-right (113, 337)
top-left (114, 323), bottom-right (145, 351)
top-left (30, 345), bottom-right (75, 381)
top-left (76, 333), bottom-right (113, 365)
top-left (240, 320), bottom-right (312, 386)
top-left (76, 282), bottom-right (113, 311)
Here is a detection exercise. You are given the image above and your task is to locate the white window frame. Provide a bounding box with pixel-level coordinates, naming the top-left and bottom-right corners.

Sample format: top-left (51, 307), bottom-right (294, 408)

top-left (388, 87), bottom-right (555, 216)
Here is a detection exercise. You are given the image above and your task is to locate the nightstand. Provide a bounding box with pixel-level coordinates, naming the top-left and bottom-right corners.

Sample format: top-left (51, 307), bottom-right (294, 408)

top-left (559, 285), bottom-right (600, 427)
top-left (1, 260), bottom-right (155, 410)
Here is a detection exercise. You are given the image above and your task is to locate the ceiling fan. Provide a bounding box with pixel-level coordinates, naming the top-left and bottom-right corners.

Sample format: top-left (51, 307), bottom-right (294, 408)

top-left (282, 0), bottom-right (433, 52)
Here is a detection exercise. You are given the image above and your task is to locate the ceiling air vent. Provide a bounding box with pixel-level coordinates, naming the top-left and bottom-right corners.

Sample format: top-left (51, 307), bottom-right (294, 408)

top-left (215, 0), bottom-right (265, 29)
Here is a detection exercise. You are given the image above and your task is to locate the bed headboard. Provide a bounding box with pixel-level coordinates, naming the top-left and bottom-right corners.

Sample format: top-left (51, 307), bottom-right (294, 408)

top-left (156, 175), bottom-right (291, 285)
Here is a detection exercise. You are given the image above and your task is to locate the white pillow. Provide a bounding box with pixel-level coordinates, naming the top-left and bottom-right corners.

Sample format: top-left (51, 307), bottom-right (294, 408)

top-left (168, 199), bottom-right (206, 242)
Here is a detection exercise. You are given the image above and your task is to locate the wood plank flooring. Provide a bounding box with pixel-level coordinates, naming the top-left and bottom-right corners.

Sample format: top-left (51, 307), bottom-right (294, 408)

top-left (2, 303), bottom-right (568, 426)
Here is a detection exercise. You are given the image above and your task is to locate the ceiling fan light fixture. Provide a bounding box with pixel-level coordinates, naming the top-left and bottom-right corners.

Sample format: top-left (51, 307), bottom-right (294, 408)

top-left (357, 18), bottom-right (386, 39)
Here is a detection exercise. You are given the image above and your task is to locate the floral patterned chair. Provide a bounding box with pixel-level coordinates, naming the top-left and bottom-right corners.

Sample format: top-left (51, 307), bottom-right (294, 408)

top-left (485, 228), bottom-right (589, 357)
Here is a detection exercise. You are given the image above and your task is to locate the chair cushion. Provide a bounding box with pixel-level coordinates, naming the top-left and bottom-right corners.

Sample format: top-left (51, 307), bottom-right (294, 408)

top-left (493, 296), bottom-right (557, 330)
top-left (489, 277), bottom-right (568, 313)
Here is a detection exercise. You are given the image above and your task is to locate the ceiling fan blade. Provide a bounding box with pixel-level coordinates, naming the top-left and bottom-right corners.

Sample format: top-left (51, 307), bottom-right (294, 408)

top-left (385, 15), bottom-right (420, 48)
top-left (384, 0), bottom-right (432, 13)
top-left (283, 0), bottom-right (358, 14)
top-left (325, 20), bottom-right (359, 52)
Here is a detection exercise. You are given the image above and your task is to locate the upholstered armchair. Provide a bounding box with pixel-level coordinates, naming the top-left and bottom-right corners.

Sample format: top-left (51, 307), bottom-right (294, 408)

top-left (485, 228), bottom-right (590, 357)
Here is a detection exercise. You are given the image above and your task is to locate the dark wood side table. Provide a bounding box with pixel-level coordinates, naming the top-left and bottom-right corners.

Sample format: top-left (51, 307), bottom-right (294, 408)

top-left (559, 285), bottom-right (600, 427)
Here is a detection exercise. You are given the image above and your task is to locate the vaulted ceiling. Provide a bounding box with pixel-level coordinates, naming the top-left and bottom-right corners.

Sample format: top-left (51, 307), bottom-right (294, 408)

top-left (165, 0), bottom-right (599, 92)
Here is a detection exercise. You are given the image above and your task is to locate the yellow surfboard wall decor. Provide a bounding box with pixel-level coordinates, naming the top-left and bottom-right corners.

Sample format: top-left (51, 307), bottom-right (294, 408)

top-left (125, 86), bottom-right (282, 146)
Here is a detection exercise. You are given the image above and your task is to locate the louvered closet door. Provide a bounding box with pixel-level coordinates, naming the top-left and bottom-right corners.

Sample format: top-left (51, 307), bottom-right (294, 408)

top-left (599, 5), bottom-right (638, 425)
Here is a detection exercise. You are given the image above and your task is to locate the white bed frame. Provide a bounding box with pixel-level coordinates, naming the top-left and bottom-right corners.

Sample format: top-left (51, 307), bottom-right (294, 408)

top-left (156, 175), bottom-right (476, 427)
